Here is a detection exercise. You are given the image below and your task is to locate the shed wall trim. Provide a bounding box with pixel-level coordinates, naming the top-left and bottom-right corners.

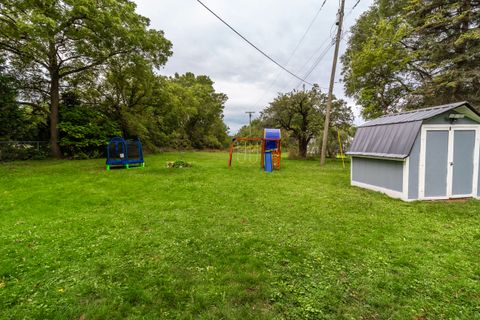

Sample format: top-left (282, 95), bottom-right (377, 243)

top-left (403, 157), bottom-right (409, 200)
top-left (472, 129), bottom-right (479, 197)
top-left (478, 139), bottom-right (480, 198)
top-left (351, 181), bottom-right (411, 201)
top-left (408, 132), bottom-right (421, 200)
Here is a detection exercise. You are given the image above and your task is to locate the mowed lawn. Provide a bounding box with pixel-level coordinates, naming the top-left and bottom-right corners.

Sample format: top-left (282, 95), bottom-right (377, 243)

top-left (0, 152), bottom-right (479, 319)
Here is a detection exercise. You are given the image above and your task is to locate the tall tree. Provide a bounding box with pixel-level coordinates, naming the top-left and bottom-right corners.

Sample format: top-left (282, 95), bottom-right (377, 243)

top-left (170, 73), bottom-right (229, 149)
top-left (262, 86), bottom-right (353, 158)
top-left (0, 0), bottom-right (172, 157)
top-left (342, 0), bottom-right (480, 119)
top-left (263, 88), bottom-right (322, 158)
top-left (407, 0), bottom-right (480, 105)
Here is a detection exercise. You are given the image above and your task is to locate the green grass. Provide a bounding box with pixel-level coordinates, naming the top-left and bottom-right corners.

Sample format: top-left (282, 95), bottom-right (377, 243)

top-left (0, 152), bottom-right (479, 319)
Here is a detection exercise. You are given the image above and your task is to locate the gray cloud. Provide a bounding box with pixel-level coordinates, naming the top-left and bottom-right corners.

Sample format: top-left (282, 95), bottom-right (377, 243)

top-left (134, 0), bottom-right (372, 133)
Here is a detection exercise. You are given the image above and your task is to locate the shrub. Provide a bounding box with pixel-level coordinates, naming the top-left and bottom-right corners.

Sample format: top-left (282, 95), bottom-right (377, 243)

top-left (166, 160), bottom-right (192, 168)
top-left (0, 143), bottom-right (49, 161)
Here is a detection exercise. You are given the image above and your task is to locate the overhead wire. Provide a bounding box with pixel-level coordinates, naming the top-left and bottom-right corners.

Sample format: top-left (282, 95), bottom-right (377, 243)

top-left (295, 41), bottom-right (335, 89)
top-left (196, 0), bottom-right (314, 85)
top-left (297, 28), bottom-right (352, 90)
top-left (292, 25), bottom-right (337, 89)
top-left (285, 0), bottom-right (328, 62)
top-left (252, 0), bottom-right (329, 107)
top-left (295, 0), bottom-right (363, 90)
top-left (346, 0), bottom-right (362, 17)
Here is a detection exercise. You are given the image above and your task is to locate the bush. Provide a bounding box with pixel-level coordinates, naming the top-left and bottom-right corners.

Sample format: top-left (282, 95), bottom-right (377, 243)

top-left (58, 92), bottom-right (121, 159)
top-left (0, 143), bottom-right (49, 161)
top-left (166, 160), bottom-right (192, 168)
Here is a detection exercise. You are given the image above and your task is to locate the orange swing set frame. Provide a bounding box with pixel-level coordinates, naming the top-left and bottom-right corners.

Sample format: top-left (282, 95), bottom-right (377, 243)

top-left (228, 137), bottom-right (282, 169)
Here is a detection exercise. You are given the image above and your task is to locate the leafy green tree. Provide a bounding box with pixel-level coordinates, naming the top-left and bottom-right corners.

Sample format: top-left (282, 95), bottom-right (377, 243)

top-left (263, 88), bottom-right (322, 158)
top-left (58, 91), bottom-right (121, 158)
top-left (262, 86), bottom-right (353, 158)
top-left (170, 73), bottom-right (229, 149)
top-left (0, 0), bottom-right (172, 157)
top-left (97, 56), bottom-right (166, 150)
top-left (342, 0), bottom-right (480, 119)
top-left (0, 60), bottom-right (47, 141)
top-left (92, 65), bottom-right (229, 151)
top-left (236, 119), bottom-right (265, 139)
top-left (0, 64), bottom-right (22, 140)
top-left (407, 0), bottom-right (480, 106)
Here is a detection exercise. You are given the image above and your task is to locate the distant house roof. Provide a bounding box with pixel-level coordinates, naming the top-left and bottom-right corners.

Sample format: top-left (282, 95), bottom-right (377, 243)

top-left (347, 101), bottom-right (480, 159)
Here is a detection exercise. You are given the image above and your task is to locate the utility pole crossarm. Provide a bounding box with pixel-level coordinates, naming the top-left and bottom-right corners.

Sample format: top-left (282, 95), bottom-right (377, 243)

top-left (320, 0), bottom-right (345, 166)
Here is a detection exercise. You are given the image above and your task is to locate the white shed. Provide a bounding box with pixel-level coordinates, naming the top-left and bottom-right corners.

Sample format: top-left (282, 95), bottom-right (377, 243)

top-left (347, 101), bottom-right (480, 201)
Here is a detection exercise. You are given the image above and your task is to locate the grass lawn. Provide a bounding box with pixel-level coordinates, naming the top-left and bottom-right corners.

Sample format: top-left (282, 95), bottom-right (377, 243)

top-left (1, 152), bottom-right (479, 319)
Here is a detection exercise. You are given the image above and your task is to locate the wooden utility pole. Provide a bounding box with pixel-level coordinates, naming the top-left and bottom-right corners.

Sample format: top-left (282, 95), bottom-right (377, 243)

top-left (320, 0), bottom-right (345, 165)
top-left (245, 111), bottom-right (255, 136)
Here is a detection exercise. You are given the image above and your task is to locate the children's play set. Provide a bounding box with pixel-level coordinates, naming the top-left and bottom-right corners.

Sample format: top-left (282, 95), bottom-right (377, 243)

top-left (228, 128), bottom-right (282, 172)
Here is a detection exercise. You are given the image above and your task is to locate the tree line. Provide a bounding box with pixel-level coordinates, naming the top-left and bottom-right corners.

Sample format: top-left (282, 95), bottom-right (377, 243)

top-left (0, 0), bottom-right (229, 159)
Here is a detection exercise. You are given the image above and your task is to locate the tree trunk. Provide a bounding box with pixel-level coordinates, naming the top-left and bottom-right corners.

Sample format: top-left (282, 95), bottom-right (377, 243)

top-left (298, 138), bottom-right (308, 159)
top-left (48, 40), bottom-right (62, 159)
top-left (49, 72), bottom-right (62, 158)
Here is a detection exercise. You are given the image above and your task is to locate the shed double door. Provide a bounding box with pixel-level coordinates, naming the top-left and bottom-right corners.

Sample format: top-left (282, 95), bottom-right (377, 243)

top-left (420, 126), bottom-right (479, 199)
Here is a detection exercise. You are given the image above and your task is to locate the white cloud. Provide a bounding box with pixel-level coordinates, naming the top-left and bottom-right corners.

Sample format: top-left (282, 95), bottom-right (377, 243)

top-left (134, 0), bottom-right (373, 133)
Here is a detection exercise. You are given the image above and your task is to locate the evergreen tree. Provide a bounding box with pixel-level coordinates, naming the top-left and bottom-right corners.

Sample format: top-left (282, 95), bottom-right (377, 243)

top-left (342, 0), bottom-right (480, 119)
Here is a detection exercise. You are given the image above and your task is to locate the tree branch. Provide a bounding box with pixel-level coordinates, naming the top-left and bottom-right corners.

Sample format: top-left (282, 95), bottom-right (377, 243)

top-left (0, 41), bottom-right (50, 69)
top-left (16, 101), bottom-right (40, 108)
top-left (59, 50), bottom-right (131, 78)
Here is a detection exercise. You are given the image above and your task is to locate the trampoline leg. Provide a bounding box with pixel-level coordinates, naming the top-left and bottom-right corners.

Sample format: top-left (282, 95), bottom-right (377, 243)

top-left (141, 162), bottom-right (145, 168)
top-left (125, 164), bottom-right (130, 169)
top-left (106, 165), bottom-right (110, 171)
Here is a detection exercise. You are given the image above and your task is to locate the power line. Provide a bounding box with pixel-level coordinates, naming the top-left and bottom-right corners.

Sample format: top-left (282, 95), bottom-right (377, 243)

top-left (280, 20), bottom-right (337, 90)
top-left (286, 0), bottom-right (328, 63)
top-left (345, 0), bottom-right (361, 18)
top-left (294, 0), bottom-right (364, 91)
top-left (252, 0), bottom-right (329, 107)
top-left (290, 23), bottom-right (337, 90)
top-left (196, 0), bottom-right (313, 86)
top-left (351, 0), bottom-right (362, 11)
top-left (295, 29), bottom-right (349, 90)
top-left (296, 41), bottom-right (335, 89)
top-left (302, 30), bottom-right (349, 83)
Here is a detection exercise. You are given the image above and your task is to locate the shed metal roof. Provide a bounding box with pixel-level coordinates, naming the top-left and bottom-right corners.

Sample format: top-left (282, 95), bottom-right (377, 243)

top-left (348, 121), bottom-right (422, 159)
top-left (360, 101), bottom-right (472, 127)
top-left (348, 101), bottom-right (480, 159)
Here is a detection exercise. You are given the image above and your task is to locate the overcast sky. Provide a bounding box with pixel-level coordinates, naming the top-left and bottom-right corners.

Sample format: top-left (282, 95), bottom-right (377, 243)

top-left (133, 0), bottom-right (373, 133)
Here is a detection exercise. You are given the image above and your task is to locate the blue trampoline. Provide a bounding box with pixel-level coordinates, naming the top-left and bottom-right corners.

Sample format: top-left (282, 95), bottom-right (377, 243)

top-left (106, 137), bottom-right (144, 170)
